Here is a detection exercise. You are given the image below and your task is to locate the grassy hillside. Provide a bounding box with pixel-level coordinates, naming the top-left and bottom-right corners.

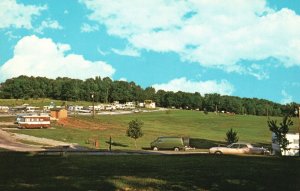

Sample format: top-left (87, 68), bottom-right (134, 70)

top-left (0, 153), bottom-right (299, 191)
top-left (8, 110), bottom-right (300, 150)
top-left (0, 98), bottom-right (93, 107)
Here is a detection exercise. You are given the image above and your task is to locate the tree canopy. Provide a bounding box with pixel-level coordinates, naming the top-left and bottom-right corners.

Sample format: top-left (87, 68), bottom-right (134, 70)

top-left (0, 75), bottom-right (298, 117)
top-left (127, 119), bottom-right (144, 148)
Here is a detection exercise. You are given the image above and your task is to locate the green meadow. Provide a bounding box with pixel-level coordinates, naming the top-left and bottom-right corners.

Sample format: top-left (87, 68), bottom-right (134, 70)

top-left (7, 110), bottom-right (299, 150)
top-left (1, 101), bottom-right (300, 190)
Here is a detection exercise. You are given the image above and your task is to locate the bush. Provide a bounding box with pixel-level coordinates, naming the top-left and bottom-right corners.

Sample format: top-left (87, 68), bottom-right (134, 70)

top-left (225, 128), bottom-right (239, 144)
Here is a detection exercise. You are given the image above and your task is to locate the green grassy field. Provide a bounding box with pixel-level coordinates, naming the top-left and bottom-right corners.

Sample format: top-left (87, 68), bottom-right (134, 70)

top-left (0, 152), bottom-right (299, 191)
top-left (7, 110), bottom-right (300, 150)
top-left (0, 98), bottom-right (92, 107)
top-left (1, 101), bottom-right (300, 190)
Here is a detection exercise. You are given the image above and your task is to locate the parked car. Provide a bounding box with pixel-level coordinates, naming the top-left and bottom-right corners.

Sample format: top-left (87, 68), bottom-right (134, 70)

top-left (209, 142), bottom-right (269, 155)
top-left (150, 137), bottom-right (188, 151)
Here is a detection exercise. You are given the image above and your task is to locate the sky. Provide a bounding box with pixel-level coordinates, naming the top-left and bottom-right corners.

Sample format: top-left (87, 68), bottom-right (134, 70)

top-left (0, 0), bottom-right (299, 104)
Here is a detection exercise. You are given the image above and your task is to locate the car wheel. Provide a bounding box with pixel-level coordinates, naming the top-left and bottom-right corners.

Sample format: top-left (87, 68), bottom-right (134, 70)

top-left (153, 147), bottom-right (158, 151)
top-left (174, 147), bottom-right (179, 152)
top-left (215, 151), bottom-right (222, 155)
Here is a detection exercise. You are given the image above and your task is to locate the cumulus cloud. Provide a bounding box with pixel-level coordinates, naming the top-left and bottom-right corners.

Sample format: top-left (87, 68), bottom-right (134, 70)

top-left (152, 77), bottom-right (234, 95)
top-left (0, 0), bottom-right (46, 29)
top-left (80, 0), bottom-right (300, 79)
top-left (0, 35), bottom-right (115, 81)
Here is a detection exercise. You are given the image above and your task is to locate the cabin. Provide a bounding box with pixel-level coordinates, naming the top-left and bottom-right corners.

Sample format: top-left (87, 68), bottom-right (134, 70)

top-left (50, 108), bottom-right (68, 120)
top-left (17, 115), bottom-right (50, 129)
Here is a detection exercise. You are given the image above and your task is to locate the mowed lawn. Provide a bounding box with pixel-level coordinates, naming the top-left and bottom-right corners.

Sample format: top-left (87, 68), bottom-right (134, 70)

top-left (0, 152), bottom-right (299, 191)
top-left (7, 110), bottom-right (300, 150)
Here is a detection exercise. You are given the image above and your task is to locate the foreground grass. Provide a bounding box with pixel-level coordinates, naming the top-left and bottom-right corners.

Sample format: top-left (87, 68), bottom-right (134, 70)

top-left (9, 110), bottom-right (299, 150)
top-left (0, 152), bottom-right (299, 191)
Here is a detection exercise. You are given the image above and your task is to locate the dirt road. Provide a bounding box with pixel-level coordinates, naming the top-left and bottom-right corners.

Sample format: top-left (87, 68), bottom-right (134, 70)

top-left (0, 129), bottom-right (44, 152)
top-left (0, 128), bottom-right (79, 152)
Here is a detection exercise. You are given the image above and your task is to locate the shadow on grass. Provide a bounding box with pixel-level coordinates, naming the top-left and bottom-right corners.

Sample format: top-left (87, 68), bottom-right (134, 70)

top-left (142, 138), bottom-right (226, 150)
top-left (0, 152), bottom-right (299, 191)
top-left (105, 141), bottom-right (128, 147)
top-left (189, 138), bottom-right (226, 149)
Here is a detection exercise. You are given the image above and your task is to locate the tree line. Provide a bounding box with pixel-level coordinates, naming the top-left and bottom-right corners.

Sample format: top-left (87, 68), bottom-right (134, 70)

top-left (0, 75), bottom-right (298, 116)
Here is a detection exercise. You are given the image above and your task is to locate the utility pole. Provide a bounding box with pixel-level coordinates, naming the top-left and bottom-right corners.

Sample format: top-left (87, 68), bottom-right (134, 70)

top-left (91, 92), bottom-right (95, 118)
top-left (106, 88), bottom-right (109, 103)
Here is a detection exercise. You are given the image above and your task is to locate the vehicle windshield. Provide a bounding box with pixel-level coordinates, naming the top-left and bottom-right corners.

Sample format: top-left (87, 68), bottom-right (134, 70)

top-left (227, 144), bottom-right (234, 148)
top-left (227, 144), bottom-right (239, 148)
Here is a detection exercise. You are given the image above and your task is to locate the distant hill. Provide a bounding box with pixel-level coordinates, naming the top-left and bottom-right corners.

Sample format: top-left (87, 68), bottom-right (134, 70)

top-left (0, 75), bottom-right (298, 116)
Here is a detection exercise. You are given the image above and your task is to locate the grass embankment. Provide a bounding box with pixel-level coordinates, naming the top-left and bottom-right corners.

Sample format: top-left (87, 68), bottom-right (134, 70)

top-left (0, 152), bottom-right (299, 191)
top-left (8, 110), bottom-right (300, 150)
top-left (0, 98), bottom-right (92, 107)
top-left (0, 116), bottom-right (15, 122)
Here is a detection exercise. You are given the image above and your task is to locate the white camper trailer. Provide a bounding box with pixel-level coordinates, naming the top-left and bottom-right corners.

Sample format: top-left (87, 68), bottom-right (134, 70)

top-left (272, 133), bottom-right (299, 156)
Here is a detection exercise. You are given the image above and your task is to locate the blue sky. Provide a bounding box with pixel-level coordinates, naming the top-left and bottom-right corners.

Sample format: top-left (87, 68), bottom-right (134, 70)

top-left (0, 0), bottom-right (299, 104)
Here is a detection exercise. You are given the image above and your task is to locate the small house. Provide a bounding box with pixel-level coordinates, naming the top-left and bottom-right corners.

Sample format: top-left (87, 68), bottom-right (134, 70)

top-left (50, 108), bottom-right (68, 120)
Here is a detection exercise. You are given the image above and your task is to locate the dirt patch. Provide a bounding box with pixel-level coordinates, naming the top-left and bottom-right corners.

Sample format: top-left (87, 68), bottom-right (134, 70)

top-left (57, 118), bottom-right (111, 130)
top-left (12, 133), bottom-right (75, 147)
top-left (0, 129), bottom-right (44, 152)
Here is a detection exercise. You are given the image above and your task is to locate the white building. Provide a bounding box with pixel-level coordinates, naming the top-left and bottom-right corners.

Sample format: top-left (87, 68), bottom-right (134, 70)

top-left (144, 100), bottom-right (156, 109)
top-left (272, 133), bottom-right (299, 156)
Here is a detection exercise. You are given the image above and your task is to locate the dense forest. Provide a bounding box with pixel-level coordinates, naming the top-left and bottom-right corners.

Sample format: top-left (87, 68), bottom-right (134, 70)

top-left (0, 75), bottom-right (298, 117)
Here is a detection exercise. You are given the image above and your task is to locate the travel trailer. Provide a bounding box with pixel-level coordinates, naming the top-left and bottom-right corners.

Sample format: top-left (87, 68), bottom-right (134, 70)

top-left (272, 133), bottom-right (299, 156)
top-left (17, 114), bottom-right (50, 129)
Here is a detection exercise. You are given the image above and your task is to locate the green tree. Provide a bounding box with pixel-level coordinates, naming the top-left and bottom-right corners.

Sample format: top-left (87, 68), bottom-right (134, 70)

top-left (126, 119), bottom-right (144, 148)
top-left (268, 116), bottom-right (293, 155)
top-left (225, 128), bottom-right (239, 144)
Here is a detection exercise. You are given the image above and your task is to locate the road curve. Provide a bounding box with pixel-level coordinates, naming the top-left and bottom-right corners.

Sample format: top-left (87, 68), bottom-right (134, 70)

top-left (0, 129), bottom-right (44, 152)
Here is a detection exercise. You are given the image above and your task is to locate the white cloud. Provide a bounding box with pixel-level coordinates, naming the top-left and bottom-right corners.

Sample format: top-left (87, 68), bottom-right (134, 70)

top-left (97, 47), bottom-right (109, 56)
top-left (281, 90), bottom-right (293, 104)
top-left (111, 46), bottom-right (140, 57)
top-left (244, 64), bottom-right (269, 80)
top-left (0, 0), bottom-right (46, 29)
top-left (152, 77), bottom-right (234, 95)
top-left (35, 19), bottom-right (63, 34)
top-left (80, 23), bottom-right (99, 32)
top-left (5, 31), bottom-right (20, 40)
top-left (80, 0), bottom-right (300, 79)
top-left (119, 78), bottom-right (127, 82)
top-left (0, 35), bottom-right (115, 81)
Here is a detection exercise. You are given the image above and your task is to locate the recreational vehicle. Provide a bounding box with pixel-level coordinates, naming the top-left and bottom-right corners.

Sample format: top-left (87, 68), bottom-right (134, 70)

top-left (272, 133), bottom-right (299, 156)
top-left (17, 115), bottom-right (51, 129)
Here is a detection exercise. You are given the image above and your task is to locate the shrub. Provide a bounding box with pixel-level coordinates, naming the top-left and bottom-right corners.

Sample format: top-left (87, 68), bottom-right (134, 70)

top-left (225, 128), bottom-right (239, 144)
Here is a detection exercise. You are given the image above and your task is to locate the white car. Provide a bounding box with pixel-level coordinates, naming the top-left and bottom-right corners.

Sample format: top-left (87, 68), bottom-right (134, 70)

top-left (209, 142), bottom-right (269, 155)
